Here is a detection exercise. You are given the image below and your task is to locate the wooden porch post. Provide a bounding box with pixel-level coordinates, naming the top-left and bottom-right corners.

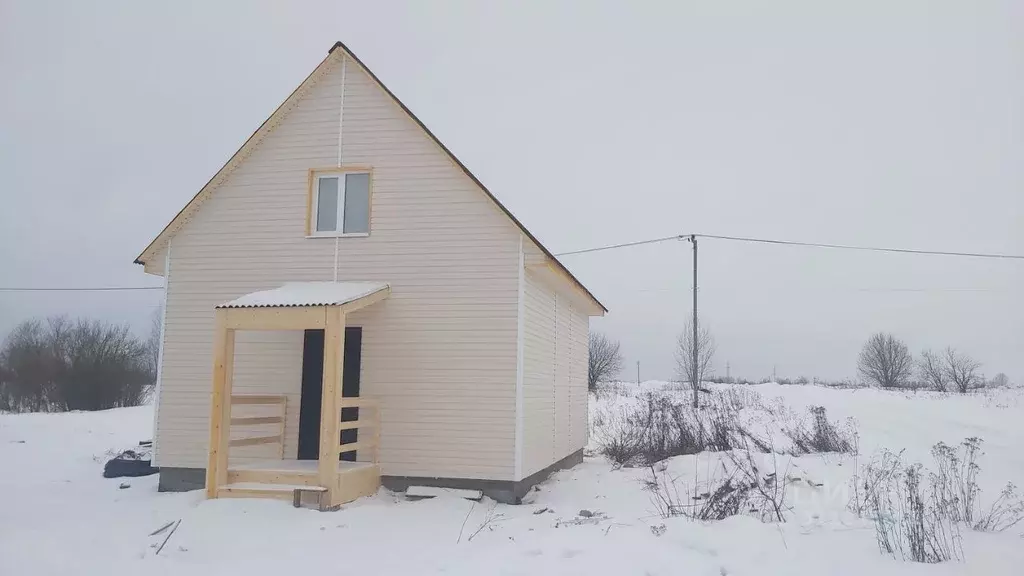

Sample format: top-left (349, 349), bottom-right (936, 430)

top-left (205, 309), bottom-right (235, 498)
top-left (318, 307), bottom-right (345, 499)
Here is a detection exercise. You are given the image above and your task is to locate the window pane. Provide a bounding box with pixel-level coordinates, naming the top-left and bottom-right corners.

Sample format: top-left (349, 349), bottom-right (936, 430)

top-left (316, 177), bottom-right (339, 232)
top-left (343, 173), bottom-right (370, 234)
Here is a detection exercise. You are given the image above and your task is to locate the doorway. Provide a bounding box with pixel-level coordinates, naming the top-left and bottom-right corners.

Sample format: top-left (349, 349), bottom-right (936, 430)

top-left (297, 326), bottom-right (362, 461)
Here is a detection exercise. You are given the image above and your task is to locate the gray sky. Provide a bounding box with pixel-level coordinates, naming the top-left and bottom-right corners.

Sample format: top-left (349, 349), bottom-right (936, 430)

top-left (1, 1), bottom-right (1022, 383)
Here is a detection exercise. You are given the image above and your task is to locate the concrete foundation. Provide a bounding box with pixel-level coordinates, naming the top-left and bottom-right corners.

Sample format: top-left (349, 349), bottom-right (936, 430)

top-left (157, 448), bottom-right (585, 505)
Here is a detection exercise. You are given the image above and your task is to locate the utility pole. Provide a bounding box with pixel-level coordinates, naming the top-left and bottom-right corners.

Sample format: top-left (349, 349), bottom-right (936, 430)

top-left (690, 234), bottom-right (698, 408)
top-left (636, 361), bottom-right (640, 386)
top-left (726, 361), bottom-right (731, 383)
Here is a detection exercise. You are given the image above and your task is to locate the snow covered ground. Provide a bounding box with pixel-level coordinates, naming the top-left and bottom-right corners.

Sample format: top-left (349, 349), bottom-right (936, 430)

top-left (2, 383), bottom-right (1022, 575)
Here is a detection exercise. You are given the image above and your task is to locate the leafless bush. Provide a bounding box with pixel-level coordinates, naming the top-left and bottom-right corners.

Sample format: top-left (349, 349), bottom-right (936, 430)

top-left (818, 378), bottom-right (868, 390)
top-left (714, 387), bottom-right (765, 413)
top-left (598, 391), bottom-right (770, 467)
top-left (989, 373), bottom-right (1011, 389)
top-left (643, 464), bottom-right (753, 521)
top-left (944, 348), bottom-right (982, 394)
top-left (0, 316), bottom-right (152, 412)
top-left (642, 465), bottom-right (688, 519)
top-left (853, 436), bottom-right (1023, 563)
top-left (929, 438), bottom-right (981, 524)
top-left (784, 406), bottom-right (856, 454)
top-left (643, 441), bottom-right (789, 523)
top-left (929, 437), bottom-right (1024, 532)
top-left (599, 416), bottom-right (647, 467)
top-left (588, 332), bottom-right (624, 391)
top-left (858, 333), bottom-right (914, 389)
top-left (0, 320), bottom-right (54, 412)
top-left (898, 464), bottom-right (963, 563)
top-left (918, 350), bottom-right (948, 392)
top-left (855, 449), bottom-right (963, 563)
top-left (974, 483), bottom-right (1024, 532)
top-left (145, 308), bottom-right (162, 381)
top-left (849, 448), bottom-right (905, 518)
top-left (675, 318), bottom-right (715, 407)
top-left (725, 441), bottom-right (789, 522)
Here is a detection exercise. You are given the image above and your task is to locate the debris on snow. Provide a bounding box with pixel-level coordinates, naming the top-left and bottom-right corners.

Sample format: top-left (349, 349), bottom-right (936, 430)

top-left (154, 519), bottom-right (181, 556)
top-left (149, 521), bottom-right (175, 536)
top-left (102, 442), bottom-right (157, 478)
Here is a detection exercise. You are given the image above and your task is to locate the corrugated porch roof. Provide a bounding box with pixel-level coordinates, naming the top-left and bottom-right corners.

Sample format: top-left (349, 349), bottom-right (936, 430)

top-left (217, 281), bottom-right (389, 309)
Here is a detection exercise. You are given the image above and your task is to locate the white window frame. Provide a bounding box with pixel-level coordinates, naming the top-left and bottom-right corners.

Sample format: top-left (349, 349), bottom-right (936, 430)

top-left (310, 170), bottom-right (371, 237)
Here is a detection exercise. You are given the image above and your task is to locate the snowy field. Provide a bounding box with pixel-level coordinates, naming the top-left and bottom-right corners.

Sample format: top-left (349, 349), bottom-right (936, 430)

top-left (2, 383), bottom-right (1023, 575)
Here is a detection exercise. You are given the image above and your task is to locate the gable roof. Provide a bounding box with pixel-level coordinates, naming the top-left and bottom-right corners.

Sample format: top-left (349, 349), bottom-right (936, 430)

top-left (135, 40), bottom-right (607, 313)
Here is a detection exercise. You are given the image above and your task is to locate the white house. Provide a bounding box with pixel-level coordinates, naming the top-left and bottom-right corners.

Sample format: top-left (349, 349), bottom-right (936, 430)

top-left (136, 41), bottom-right (606, 506)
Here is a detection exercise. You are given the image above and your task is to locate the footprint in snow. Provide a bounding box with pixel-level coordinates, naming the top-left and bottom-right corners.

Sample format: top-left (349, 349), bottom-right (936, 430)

top-left (561, 549), bottom-right (583, 559)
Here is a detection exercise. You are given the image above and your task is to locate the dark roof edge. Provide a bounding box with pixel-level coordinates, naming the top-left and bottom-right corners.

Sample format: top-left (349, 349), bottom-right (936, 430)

top-left (333, 41), bottom-right (607, 313)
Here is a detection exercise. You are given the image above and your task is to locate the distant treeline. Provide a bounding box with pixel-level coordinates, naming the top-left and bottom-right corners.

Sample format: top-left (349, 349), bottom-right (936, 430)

top-left (0, 315), bottom-right (159, 413)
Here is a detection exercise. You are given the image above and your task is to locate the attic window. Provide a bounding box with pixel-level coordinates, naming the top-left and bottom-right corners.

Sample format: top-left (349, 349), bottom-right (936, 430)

top-left (310, 170), bottom-right (371, 236)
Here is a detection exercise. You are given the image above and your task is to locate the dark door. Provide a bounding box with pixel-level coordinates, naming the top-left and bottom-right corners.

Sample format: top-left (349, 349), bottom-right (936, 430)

top-left (297, 327), bottom-right (362, 461)
top-left (340, 327), bottom-right (361, 461)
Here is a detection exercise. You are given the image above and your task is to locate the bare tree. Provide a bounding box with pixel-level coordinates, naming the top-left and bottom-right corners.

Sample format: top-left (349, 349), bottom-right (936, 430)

top-left (145, 308), bottom-right (163, 383)
top-left (675, 319), bottom-right (715, 407)
top-left (0, 320), bottom-right (55, 412)
top-left (990, 373), bottom-right (1010, 389)
top-left (944, 347), bottom-right (982, 394)
top-left (0, 316), bottom-right (151, 412)
top-left (857, 333), bottom-right (913, 389)
top-left (588, 332), bottom-right (623, 391)
top-left (918, 349), bottom-right (948, 392)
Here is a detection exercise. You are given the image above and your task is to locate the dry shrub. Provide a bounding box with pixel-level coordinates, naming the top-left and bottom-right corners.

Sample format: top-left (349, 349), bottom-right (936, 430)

top-left (853, 449), bottom-right (963, 563)
top-left (929, 438), bottom-right (981, 524)
top-left (643, 440), bottom-right (789, 523)
top-left (852, 437), bottom-right (1024, 564)
top-left (974, 483), bottom-right (1024, 532)
top-left (784, 406), bottom-right (856, 454)
top-left (598, 390), bottom-right (771, 467)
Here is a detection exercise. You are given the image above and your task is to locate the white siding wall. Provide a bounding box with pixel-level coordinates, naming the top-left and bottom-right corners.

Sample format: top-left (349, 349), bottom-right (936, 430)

top-left (156, 51), bottom-right (520, 480)
top-left (568, 303), bottom-right (589, 450)
top-left (521, 265), bottom-right (590, 478)
top-left (522, 271), bottom-right (554, 477)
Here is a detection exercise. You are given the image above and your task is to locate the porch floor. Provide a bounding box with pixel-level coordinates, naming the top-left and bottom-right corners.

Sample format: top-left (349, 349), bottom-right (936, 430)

top-left (221, 458), bottom-right (381, 505)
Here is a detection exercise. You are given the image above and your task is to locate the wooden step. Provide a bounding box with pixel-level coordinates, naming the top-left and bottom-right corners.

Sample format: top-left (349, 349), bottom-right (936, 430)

top-left (218, 482), bottom-right (327, 501)
top-left (226, 468), bottom-right (320, 487)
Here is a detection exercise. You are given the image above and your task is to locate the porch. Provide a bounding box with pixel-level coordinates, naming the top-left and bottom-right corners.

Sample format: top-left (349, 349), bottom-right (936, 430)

top-left (204, 282), bottom-right (390, 508)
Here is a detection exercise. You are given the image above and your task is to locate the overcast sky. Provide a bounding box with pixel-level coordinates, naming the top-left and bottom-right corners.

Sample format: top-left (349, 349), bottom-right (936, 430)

top-left (1, 1), bottom-right (1022, 383)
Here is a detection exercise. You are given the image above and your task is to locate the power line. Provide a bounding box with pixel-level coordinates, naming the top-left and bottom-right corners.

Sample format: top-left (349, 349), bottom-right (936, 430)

top-left (555, 233), bottom-right (1024, 260)
top-left (3, 233), bottom-right (1020, 293)
top-left (554, 234), bottom-right (691, 256)
top-left (699, 234), bottom-right (1024, 260)
top-left (0, 286), bottom-right (163, 292)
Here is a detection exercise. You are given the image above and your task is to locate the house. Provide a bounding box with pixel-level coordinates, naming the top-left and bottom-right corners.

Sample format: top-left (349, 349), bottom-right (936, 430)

top-left (135, 41), bottom-right (606, 507)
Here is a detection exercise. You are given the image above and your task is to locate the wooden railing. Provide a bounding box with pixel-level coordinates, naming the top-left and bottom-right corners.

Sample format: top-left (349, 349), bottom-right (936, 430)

top-left (228, 394), bottom-right (287, 457)
top-left (338, 397), bottom-right (380, 464)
